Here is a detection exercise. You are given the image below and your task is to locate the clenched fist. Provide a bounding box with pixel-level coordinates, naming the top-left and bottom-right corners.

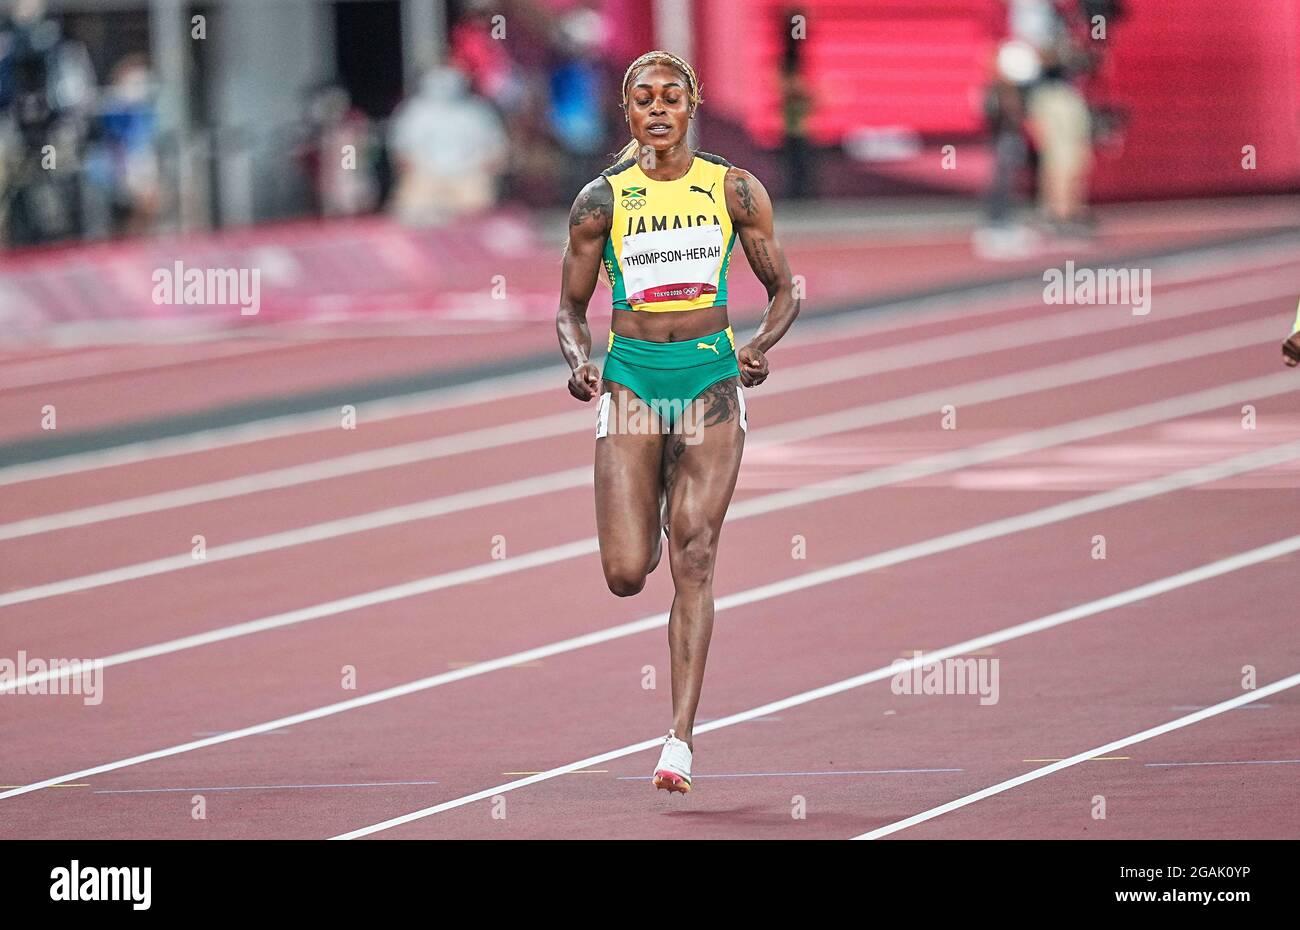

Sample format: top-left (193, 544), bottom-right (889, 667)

top-left (568, 361), bottom-right (602, 400)
top-left (737, 344), bottom-right (769, 387)
top-left (1284, 334), bottom-right (1300, 368)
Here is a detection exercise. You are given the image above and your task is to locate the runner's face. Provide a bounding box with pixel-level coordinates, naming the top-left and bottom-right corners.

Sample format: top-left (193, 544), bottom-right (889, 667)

top-left (626, 65), bottom-right (691, 151)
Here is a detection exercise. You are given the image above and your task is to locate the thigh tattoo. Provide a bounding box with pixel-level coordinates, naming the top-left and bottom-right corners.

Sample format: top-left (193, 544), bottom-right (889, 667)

top-left (696, 377), bottom-right (741, 428)
top-left (662, 378), bottom-right (743, 495)
top-left (662, 433), bottom-right (687, 495)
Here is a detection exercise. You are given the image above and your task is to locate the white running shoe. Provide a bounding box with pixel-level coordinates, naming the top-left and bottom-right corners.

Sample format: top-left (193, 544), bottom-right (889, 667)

top-left (652, 730), bottom-right (692, 794)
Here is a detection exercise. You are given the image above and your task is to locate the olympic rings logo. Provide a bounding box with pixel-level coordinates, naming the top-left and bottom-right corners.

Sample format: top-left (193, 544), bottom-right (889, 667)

top-left (621, 198), bottom-right (646, 210)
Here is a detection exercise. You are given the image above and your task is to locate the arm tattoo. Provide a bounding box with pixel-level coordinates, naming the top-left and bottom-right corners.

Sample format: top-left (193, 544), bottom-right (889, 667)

top-left (752, 237), bottom-right (778, 284)
top-left (734, 174), bottom-right (757, 218)
top-left (569, 180), bottom-right (612, 229)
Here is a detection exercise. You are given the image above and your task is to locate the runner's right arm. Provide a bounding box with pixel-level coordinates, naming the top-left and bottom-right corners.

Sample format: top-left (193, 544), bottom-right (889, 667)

top-left (1284, 300), bottom-right (1300, 367)
top-left (557, 177), bottom-right (613, 400)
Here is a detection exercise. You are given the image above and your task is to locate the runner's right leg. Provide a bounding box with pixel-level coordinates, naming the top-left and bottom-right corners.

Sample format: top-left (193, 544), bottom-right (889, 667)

top-left (594, 381), bottom-right (667, 596)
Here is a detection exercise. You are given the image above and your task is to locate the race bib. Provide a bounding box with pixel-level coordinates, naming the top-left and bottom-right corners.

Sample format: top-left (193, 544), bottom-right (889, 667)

top-left (620, 224), bottom-right (725, 306)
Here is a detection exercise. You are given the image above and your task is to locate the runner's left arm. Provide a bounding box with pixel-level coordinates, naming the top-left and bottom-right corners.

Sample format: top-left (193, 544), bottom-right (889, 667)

top-left (726, 167), bottom-right (798, 387)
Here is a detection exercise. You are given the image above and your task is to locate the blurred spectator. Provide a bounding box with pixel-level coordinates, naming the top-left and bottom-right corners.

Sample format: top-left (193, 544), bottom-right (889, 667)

top-left (87, 54), bottom-right (161, 237)
top-left (450, 0), bottom-right (528, 115)
top-left (547, 4), bottom-right (610, 195)
top-left (1074, 0), bottom-right (1126, 151)
top-left (450, 0), bottom-right (557, 208)
top-left (296, 84), bottom-right (381, 218)
top-left (0, 0), bottom-right (96, 245)
top-left (1009, 0), bottom-right (1094, 235)
top-left (386, 65), bottom-right (508, 226)
top-left (778, 7), bottom-right (814, 200)
top-left (973, 39), bottom-right (1040, 259)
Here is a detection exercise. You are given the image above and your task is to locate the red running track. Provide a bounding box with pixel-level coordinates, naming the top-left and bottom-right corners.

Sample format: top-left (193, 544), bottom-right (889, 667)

top-left (1, 195), bottom-right (1294, 443)
top-left (1, 225), bottom-right (1299, 839)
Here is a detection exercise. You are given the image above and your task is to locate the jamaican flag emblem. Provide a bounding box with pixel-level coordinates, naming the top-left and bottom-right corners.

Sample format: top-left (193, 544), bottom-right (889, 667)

top-left (620, 186), bottom-right (647, 210)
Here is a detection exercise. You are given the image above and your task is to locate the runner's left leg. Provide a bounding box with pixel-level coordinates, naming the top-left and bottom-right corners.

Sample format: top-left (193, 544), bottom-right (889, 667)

top-left (661, 377), bottom-right (746, 750)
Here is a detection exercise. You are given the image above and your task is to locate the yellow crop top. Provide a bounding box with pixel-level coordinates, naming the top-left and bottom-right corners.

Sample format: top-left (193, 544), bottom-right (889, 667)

top-left (600, 150), bottom-right (737, 312)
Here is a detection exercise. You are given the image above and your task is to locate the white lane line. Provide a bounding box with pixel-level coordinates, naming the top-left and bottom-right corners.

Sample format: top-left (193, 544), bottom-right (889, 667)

top-left (0, 364), bottom-right (567, 487)
top-left (329, 533), bottom-right (1300, 839)
top-left (0, 291), bottom-right (999, 485)
top-left (3, 270), bottom-right (1293, 540)
top-left (0, 311), bottom-right (1284, 603)
top-left (6, 370), bottom-right (1297, 687)
top-left (3, 241), bottom-right (1295, 488)
top-left (0, 341), bottom-right (291, 390)
top-left (92, 780), bottom-right (440, 794)
top-left (5, 319), bottom-right (1294, 619)
top-left (854, 674), bottom-right (1300, 839)
top-left (5, 445), bottom-right (1299, 802)
top-left (0, 409), bottom-right (582, 541)
top-left (0, 466), bottom-right (591, 606)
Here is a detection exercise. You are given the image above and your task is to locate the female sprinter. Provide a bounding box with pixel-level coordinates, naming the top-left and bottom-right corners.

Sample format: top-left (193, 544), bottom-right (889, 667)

top-left (555, 51), bottom-right (799, 794)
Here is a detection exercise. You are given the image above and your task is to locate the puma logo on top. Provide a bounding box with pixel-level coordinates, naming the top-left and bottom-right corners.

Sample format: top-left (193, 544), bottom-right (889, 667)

top-left (689, 182), bottom-right (716, 203)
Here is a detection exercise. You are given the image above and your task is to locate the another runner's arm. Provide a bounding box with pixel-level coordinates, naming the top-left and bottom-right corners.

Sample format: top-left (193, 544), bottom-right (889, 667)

top-left (557, 177), bottom-right (613, 400)
top-left (726, 167), bottom-right (798, 386)
top-left (1284, 300), bottom-right (1300, 367)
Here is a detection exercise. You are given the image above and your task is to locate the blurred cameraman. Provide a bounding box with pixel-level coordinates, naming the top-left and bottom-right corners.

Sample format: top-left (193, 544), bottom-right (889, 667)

top-left (0, 0), bottom-right (95, 246)
top-left (973, 37), bottom-right (1039, 260)
top-left (1008, 0), bottom-right (1110, 237)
